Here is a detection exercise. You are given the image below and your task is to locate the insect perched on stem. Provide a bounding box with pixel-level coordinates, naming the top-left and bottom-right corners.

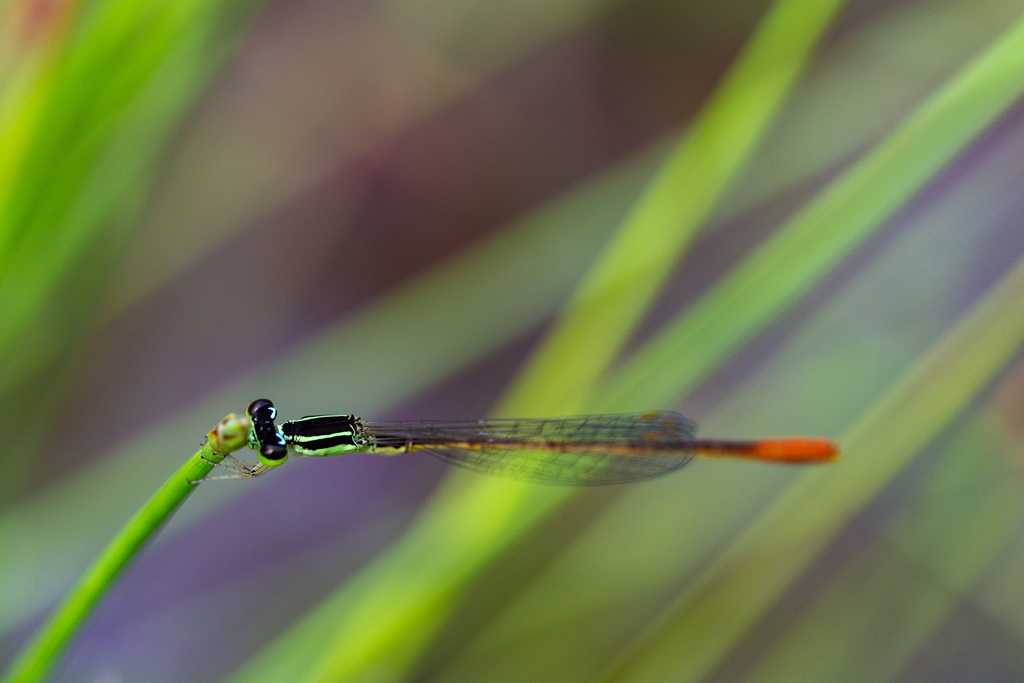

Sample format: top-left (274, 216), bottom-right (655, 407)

top-left (205, 400), bottom-right (839, 485)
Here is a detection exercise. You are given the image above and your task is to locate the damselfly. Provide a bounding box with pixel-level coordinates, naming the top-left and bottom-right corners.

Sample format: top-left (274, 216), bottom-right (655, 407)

top-left (205, 399), bottom-right (838, 485)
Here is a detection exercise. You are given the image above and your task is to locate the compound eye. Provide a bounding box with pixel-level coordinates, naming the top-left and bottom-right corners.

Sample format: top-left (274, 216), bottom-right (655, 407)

top-left (257, 441), bottom-right (289, 468)
top-left (247, 399), bottom-right (276, 421)
top-left (260, 442), bottom-right (288, 461)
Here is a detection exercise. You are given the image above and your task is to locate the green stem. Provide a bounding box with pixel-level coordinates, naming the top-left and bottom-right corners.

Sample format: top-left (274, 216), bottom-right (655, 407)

top-left (1, 413), bottom-right (250, 683)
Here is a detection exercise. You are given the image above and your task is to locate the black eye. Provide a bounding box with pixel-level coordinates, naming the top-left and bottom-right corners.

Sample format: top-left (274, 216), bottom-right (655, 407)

top-left (261, 442), bottom-right (288, 461)
top-left (248, 399), bottom-right (276, 421)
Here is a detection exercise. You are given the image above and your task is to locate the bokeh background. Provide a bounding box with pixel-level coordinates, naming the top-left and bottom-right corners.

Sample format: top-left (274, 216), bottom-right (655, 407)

top-left (4, 0), bottom-right (1024, 681)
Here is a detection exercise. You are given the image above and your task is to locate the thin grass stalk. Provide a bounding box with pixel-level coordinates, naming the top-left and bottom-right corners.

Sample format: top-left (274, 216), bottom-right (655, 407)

top-left (0, 415), bottom-right (250, 683)
top-left (0, 154), bottom-right (654, 643)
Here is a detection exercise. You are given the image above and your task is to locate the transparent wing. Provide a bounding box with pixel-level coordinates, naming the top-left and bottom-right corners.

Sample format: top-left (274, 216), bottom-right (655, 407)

top-left (364, 412), bottom-right (697, 486)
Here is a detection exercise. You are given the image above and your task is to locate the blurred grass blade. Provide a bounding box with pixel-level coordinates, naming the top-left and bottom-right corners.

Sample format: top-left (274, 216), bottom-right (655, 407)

top-left (599, 250), bottom-right (1024, 682)
top-left (500, 0), bottom-right (845, 417)
top-left (0, 1), bottom-right (73, 219)
top-left (221, 1), bottom-right (846, 680)
top-left (418, 125), bottom-right (1024, 681)
top-left (281, 5), bottom-right (1024, 682)
top-left (742, 414), bottom-right (1024, 683)
top-left (0, 0), bottom-right (260, 393)
top-left (103, 0), bottom-right (633, 318)
top-left (599, 6), bottom-right (1024, 412)
top-left (718, 0), bottom-right (1024, 226)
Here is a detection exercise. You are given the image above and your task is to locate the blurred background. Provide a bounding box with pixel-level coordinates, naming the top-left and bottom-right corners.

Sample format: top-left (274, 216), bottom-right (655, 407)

top-left (4, 0), bottom-right (1024, 681)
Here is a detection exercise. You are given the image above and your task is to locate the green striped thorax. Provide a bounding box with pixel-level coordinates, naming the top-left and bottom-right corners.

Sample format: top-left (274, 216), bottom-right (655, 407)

top-left (281, 414), bottom-right (366, 456)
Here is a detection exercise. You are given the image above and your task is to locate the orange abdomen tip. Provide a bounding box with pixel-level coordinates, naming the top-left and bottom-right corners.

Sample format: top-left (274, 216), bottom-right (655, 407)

top-left (749, 439), bottom-right (839, 463)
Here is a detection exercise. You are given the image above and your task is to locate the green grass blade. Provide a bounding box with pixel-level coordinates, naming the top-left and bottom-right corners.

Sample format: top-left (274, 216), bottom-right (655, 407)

top-left (599, 250), bottom-right (1024, 682)
top-left (741, 414), bottom-right (1024, 683)
top-left (0, 415), bottom-right (250, 683)
top-left (722, 0), bottom-right (1023, 224)
top-left (0, 0), bottom-right (260, 393)
top-left (286, 6), bottom-right (1024, 682)
top-left (416, 114), bottom-right (1014, 682)
top-left (599, 6), bottom-right (1024, 412)
top-left (221, 1), bottom-right (846, 680)
top-left (500, 0), bottom-right (845, 417)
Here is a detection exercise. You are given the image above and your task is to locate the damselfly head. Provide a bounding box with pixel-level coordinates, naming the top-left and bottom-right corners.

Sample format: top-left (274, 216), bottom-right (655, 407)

top-left (248, 398), bottom-right (289, 467)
